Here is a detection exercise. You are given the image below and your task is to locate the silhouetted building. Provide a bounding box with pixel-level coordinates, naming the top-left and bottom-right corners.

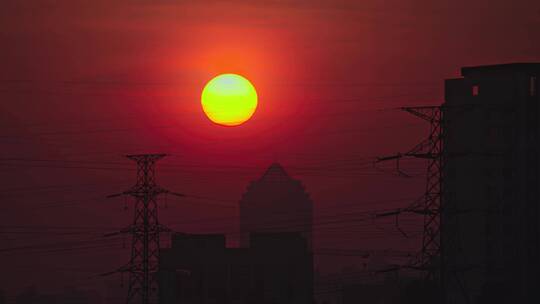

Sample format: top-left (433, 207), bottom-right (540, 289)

top-left (314, 267), bottom-right (432, 304)
top-left (443, 63), bottom-right (540, 303)
top-left (240, 163), bottom-right (313, 248)
top-left (159, 232), bottom-right (313, 304)
top-left (15, 286), bottom-right (101, 304)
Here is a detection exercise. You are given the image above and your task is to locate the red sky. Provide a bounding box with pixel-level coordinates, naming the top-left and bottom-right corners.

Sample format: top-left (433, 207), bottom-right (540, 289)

top-left (1, 0), bottom-right (539, 294)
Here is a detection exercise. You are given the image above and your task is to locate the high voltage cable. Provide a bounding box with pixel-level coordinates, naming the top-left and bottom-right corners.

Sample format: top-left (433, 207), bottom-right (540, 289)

top-left (0, 201), bottom-right (422, 248)
top-left (166, 211), bottom-right (415, 238)
top-left (0, 158), bottom-right (426, 173)
top-left (0, 181), bottom-right (129, 195)
top-left (0, 157), bottom-right (375, 169)
top-left (0, 162), bottom-right (424, 178)
top-left (0, 236), bottom-right (123, 253)
top-left (0, 78), bottom-right (440, 87)
top-left (0, 158), bottom-right (426, 176)
top-left (155, 195), bottom-right (420, 225)
top-left (0, 195), bottom-right (422, 231)
top-left (0, 231), bottom-right (416, 258)
top-left (0, 119), bottom-right (422, 142)
top-left (0, 201), bottom-right (415, 234)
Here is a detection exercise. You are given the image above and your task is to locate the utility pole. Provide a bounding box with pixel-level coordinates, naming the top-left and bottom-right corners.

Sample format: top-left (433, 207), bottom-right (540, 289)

top-left (105, 154), bottom-right (183, 304)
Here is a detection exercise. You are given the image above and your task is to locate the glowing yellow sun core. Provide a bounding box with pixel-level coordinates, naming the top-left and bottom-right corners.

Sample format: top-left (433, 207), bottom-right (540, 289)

top-left (201, 74), bottom-right (258, 126)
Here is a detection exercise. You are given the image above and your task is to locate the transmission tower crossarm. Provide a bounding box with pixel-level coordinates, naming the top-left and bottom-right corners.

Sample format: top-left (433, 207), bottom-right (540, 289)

top-left (103, 226), bottom-right (134, 237)
top-left (376, 265), bottom-right (402, 273)
top-left (376, 153), bottom-right (402, 162)
top-left (107, 192), bottom-right (127, 198)
top-left (125, 153), bottom-right (167, 159)
top-left (166, 191), bottom-right (185, 197)
top-left (375, 209), bottom-right (402, 217)
top-left (375, 136), bottom-right (433, 169)
top-left (100, 270), bottom-right (119, 277)
top-left (100, 263), bottom-right (132, 277)
top-left (401, 106), bottom-right (441, 123)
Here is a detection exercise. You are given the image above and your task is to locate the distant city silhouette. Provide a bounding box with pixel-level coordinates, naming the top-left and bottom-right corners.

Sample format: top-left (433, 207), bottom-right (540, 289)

top-left (2, 63), bottom-right (539, 304)
top-left (159, 163), bottom-right (314, 304)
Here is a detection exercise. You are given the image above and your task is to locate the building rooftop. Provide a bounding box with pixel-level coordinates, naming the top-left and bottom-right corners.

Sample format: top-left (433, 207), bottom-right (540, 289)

top-left (259, 162), bottom-right (290, 182)
top-left (461, 62), bottom-right (540, 76)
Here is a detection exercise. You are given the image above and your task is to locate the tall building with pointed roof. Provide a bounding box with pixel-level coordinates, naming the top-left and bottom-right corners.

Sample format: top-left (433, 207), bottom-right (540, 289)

top-left (239, 163), bottom-right (313, 248)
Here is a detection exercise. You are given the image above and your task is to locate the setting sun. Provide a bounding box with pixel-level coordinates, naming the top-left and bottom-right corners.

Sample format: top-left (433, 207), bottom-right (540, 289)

top-left (201, 74), bottom-right (258, 126)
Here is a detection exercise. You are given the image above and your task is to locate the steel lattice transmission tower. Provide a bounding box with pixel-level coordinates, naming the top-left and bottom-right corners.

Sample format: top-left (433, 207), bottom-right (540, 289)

top-left (376, 106), bottom-right (444, 281)
top-left (106, 154), bottom-right (182, 304)
top-left (376, 105), bottom-right (474, 304)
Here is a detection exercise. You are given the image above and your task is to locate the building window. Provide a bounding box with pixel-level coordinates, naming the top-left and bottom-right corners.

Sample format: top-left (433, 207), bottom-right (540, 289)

top-left (531, 76), bottom-right (537, 97)
top-left (472, 85), bottom-right (479, 96)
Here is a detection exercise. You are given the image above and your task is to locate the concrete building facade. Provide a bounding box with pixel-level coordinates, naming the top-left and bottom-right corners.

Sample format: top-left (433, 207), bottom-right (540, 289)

top-left (159, 232), bottom-right (313, 304)
top-left (239, 163), bottom-right (313, 248)
top-left (442, 63), bottom-right (540, 303)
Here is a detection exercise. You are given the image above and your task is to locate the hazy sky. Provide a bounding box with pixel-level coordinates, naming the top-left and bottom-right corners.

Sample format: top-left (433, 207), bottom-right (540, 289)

top-left (1, 0), bottom-right (539, 294)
